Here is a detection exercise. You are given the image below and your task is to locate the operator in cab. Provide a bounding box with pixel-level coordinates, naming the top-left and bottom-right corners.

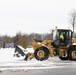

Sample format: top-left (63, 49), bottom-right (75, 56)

top-left (59, 32), bottom-right (64, 43)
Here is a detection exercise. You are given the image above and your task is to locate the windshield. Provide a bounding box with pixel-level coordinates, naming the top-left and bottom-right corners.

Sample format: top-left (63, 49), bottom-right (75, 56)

top-left (52, 29), bottom-right (72, 47)
top-left (53, 30), bottom-right (59, 41)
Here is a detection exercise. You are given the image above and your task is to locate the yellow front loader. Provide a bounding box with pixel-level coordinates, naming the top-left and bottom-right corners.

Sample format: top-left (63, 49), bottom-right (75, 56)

top-left (32, 29), bottom-right (76, 61)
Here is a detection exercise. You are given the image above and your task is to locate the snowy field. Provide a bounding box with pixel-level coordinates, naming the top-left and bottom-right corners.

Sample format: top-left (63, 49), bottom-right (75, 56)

top-left (0, 48), bottom-right (76, 72)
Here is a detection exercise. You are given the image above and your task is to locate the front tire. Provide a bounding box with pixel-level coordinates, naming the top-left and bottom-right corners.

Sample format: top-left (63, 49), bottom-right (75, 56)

top-left (34, 46), bottom-right (50, 61)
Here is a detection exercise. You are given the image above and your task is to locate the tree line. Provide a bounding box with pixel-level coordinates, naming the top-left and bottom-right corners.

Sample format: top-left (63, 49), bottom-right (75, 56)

top-left (0, 32), bottom-right (53, 49)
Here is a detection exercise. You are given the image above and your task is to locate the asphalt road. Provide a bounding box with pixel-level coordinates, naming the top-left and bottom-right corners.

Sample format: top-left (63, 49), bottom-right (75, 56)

top-left (0, 57), bottom-right (76, 75)
top-left (1, 68), bottom-right (76, 75)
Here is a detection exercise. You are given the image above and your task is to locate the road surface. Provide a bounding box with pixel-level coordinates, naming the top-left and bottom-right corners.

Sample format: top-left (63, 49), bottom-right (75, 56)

top-left (1, 68), bottom-right (76, 75)
top-left (0, 57), bottom-right (76, 75)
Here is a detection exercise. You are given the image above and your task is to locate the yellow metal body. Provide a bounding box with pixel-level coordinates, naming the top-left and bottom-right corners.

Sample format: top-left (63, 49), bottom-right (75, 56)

top-left (32, 37), bottom-right (76, 58)
top-left (72, 38), bottom-right (76, 43)
top-left (32, 40), bottom-right (67, 57)
top-left (32, 38), bottom-right (76, 56)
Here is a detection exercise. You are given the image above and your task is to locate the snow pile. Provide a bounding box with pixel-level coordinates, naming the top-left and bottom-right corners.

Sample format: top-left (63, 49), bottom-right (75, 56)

top-left (26, 47), bottom-right (34, 54)
top-left (0, 48), bottom-right (24, 62)
top-left (0, 47), bottom-right (34, 62)
top-left (0, 48), bottom-right (15, 62)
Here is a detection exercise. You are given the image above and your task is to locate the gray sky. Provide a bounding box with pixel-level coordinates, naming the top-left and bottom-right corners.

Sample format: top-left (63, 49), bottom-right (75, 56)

top-left (0, 0), bottom-right (76, 36)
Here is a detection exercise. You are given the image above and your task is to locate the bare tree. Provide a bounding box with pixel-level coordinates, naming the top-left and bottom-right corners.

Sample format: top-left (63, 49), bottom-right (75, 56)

top-left (69, 9), bottom-right (76, 33)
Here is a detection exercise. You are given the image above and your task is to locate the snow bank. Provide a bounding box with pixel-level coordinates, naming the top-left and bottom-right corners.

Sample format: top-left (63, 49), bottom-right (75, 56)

top-left (0, 48), bottom-right (25, 62)
top-left (0, 47), bottom-right (34, 62)
top-left (26, 48), bottom-right (34, 54)
top-left (0, 48), bottom-right (15, 62)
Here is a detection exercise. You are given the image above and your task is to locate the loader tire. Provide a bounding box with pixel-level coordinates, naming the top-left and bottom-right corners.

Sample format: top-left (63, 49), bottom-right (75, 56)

top-left (34, 46), bottom-right (49, 61)
top-left (68, 48), bottom-right (76, 61)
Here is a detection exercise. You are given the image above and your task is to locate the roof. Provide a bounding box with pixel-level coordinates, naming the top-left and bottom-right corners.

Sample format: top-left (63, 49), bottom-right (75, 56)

top-left (56, 29), bottom-right (72, 32)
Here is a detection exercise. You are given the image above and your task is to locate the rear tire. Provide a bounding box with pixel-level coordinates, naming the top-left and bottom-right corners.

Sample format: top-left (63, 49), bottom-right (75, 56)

top-left (34, 46), bottom-right (50, 61)
top-left (68, 48), bottom-right (76, 61)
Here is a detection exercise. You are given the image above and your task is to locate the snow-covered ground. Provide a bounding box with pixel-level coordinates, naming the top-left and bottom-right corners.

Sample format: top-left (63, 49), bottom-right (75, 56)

top-left (0, 47), bottom-right (34, 62)
top-left (0, 47), bottom-right (76, 72)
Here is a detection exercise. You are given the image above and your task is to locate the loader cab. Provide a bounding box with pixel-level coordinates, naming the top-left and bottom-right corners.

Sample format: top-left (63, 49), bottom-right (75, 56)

top-left (52, 29), bottom-right (72, 47)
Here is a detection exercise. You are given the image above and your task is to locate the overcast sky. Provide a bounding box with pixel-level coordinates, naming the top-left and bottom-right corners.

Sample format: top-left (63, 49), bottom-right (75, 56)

top-left (0, 0), bottom-right (76, 36)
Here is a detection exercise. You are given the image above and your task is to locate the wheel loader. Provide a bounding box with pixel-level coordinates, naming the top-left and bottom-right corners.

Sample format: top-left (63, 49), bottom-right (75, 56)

top-left (32, 28), bottom-right (76, 61)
